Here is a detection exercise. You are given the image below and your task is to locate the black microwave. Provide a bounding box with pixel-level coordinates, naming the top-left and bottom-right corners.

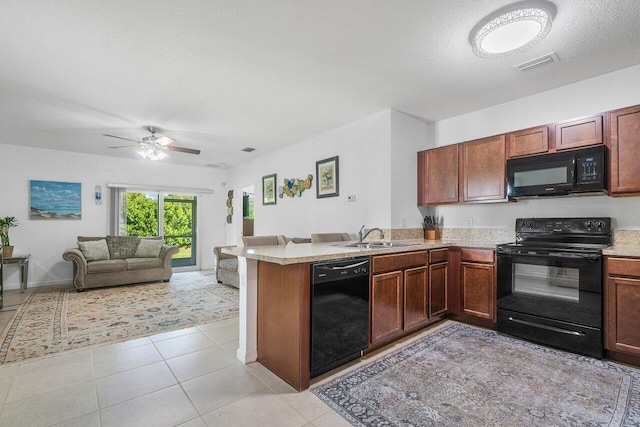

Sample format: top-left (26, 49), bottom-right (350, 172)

top-left (506, 145), bottom-right (606, 199)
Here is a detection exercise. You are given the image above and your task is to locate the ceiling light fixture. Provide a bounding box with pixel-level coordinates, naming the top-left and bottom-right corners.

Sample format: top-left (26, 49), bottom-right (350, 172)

top-left (138, 146), bottom-right (168, 161)
top-left (470, 1), bottom-right (556, 58)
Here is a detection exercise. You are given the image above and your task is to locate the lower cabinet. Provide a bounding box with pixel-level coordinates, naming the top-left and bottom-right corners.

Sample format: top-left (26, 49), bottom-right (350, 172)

top-left (429, 248), bottom-right (448, 318)
top-left (371, 271), bottom-right (404, 343)
top-left (460, 249), bottom-right (496, 322)
top-left (404, 266), bottom-right (429, 330)
top-left (605, 257), bottom-right (640, 356)
top-left (370, 251), bottom-right (432, 345)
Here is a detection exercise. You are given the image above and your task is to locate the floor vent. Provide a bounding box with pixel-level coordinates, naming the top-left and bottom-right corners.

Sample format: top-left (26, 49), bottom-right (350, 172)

top-left (242, 147), bottom-right (256, 152)
top-left (514, 52), bottom-right (559, 72)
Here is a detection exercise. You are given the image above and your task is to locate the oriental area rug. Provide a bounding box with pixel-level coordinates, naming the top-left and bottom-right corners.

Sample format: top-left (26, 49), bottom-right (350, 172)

top-left (0, 272), bottom-right (238, 365)
top-left (313, 322), bottom-right (640, 426)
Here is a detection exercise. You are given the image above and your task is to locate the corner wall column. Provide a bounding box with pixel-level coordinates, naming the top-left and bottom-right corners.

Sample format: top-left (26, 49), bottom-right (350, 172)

top-left (236, 256), bottom-right (258, 363)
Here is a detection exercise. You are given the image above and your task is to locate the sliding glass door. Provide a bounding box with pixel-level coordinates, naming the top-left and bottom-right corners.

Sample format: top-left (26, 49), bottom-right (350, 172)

top-left (164, 195), bottom-right (196, 267)
top-left (124, 191), bottom-right (197, 267)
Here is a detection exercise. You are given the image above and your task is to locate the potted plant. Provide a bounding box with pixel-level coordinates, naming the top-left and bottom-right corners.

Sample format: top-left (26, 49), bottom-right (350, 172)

top-left (0, 216), bottom-right (18, 258)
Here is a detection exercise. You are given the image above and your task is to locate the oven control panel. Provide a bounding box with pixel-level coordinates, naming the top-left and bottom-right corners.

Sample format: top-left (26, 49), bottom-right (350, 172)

top-left (516, 217), bottom-right (611, 234)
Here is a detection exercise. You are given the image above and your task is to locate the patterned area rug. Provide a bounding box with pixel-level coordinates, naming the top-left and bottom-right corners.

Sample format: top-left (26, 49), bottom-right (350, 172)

top-left (313, 322), bottom-right (640, 426)
top-left (0, 272), bottom-right (238, 364)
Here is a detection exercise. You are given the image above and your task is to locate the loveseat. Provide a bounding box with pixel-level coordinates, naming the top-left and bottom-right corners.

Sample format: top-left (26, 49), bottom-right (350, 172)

top-left (63, 236), bottom-right (178, 291)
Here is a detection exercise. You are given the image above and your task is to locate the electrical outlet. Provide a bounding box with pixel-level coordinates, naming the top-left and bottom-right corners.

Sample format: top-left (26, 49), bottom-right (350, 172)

top-left (347, 194), bottom-right (356, 202)
top-left (466, 217), bottom-right (473, 227)
top-left (401, 218), bottom-right (407, 228)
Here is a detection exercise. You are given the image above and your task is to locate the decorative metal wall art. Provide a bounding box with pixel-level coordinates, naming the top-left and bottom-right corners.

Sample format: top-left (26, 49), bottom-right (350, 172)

top-left (279, 175), bottom-right (313, 198)
top-left (226, 190), bottom-right (233, 223)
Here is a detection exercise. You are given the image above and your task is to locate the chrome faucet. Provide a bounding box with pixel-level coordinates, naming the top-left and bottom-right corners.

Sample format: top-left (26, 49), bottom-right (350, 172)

top-left (358, 225), bottom-right (385, 243)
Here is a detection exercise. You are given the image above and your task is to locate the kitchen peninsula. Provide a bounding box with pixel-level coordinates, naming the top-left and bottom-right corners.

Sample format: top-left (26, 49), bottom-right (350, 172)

top-left (222, 237), bottom-right (504, 390)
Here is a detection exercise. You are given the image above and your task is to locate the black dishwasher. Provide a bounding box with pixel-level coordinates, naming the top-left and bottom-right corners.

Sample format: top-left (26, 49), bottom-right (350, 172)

top-left (310, 257), bottom-right (370, 378)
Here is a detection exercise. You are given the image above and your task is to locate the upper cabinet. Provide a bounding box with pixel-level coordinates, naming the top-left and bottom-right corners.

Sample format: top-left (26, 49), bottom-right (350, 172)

top-left (609, 105), bottom-right (640, 196)
top-left (418, 145), bottom-right (459, 205)
top-left (462, 135), bottom-right (506, 202)
top-left (507, 126), bottom-right (549, 158)
top-left (554, 114), bottom-right (605, 151)
top-left (417, 103), bottom-right (640, 205)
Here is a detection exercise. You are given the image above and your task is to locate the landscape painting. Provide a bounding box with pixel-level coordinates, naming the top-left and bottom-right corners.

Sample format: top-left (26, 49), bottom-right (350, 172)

top-left (30, 180), bottom-right (82, 219)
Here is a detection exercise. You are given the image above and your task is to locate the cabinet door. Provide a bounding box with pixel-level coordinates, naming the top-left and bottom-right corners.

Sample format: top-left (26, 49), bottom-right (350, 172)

top-left (507, 126), bottom-right (549, 158)
top-left (605, 276), bottom-right (640, 355)
top-left (371, 271), bottom-right (403, 343)
top-left (610, 105), bottom-right (640, 195)
top-left (404, 266), bottom-right (428, 330)
top-left (429, 262), bottom-right (448, 318)
top-left (462, 135), bottom-right (506, 202)
top-left (419, 145), bottom-right (459, 205)
top-left (461, 262), bottom-right (495, 321)
top-left (555, 114), bottom-right (604, 151)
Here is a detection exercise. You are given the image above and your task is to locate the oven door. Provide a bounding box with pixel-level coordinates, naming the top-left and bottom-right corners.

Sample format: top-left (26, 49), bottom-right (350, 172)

top-left (496, 250), bottom-right (603, 358)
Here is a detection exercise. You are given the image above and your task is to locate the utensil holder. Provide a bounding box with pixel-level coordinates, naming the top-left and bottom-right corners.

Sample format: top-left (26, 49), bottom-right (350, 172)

top-left (424, 227), bottom-right (440, 240)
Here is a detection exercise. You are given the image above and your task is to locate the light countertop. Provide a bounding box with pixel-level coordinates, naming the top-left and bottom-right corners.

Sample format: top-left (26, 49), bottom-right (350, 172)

top-left (603, 246), bottom-right (640, 258)
top-left (221, 238), bottom-right (510, 265)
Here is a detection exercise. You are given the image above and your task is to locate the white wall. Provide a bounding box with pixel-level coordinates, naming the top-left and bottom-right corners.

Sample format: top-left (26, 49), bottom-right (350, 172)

top-left (429, 64), bottom-right (640, 230)
top-left (390, 110), bottom-right (429, 229)
top-left (224, 110), bottom-right (430, 244)
top-left (0, 144), bottom-right (226, 289)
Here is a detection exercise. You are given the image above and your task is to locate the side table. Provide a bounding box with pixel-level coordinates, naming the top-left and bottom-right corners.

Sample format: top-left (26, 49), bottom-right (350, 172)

top-left (1, 254), bottom-right (30, 310)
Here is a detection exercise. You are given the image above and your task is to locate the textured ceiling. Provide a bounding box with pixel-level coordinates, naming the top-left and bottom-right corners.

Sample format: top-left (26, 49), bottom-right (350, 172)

top-left (1, 0), bottom-right (640, 167)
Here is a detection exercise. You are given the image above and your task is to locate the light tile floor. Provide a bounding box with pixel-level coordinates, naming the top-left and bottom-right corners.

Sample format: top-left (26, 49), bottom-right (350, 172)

top-left (0, 289), bottom-right (355, 427)
top-left (0, 288), bottom-right (448, 427)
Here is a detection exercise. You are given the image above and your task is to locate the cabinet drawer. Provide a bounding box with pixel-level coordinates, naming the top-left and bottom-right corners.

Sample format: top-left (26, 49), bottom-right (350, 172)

top-left (372, 251), bottom-right (428, 274)
top-left (429, 248), bottom-right (449, 264)
top-left (607, 257), bottom-right (640, 277)
top-left (460, 248), bottom-right (494, 263)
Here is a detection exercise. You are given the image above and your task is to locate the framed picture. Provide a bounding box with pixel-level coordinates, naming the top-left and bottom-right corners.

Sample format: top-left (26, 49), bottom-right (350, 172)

top-left (30, 180), bottom-right (82, 219)
top-left (316, 156), bottom-right (339, 198)
top-left (262, 174), bottom-right (277, 205)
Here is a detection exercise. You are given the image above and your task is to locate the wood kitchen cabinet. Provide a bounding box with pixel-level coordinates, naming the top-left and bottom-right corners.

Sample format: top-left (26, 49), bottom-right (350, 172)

top-left (462, 135), bottom-right (506, 202)
top-left (507, 125), bottom-right (549, 158)
top-left (460, 249), bottom-right (496, 322)
top-left (417, 145), bottom-right (459, 205)
top-left (609, 105), bottom-right (640, 196)
top-left (605, 257), bottom-right (640, 357)
top-left (553, 114), bottom-right (605, 151)
top-left (370, 271), bottom-right (403, 343)
top-left (370, 251), bottom-right (429, 345)
top-left (428, 249), bottom-right (448, 318)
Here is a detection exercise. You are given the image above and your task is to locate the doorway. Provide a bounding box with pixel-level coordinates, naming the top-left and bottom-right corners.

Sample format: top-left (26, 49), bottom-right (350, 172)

top-left (242, 185), bottom-right (255, 237)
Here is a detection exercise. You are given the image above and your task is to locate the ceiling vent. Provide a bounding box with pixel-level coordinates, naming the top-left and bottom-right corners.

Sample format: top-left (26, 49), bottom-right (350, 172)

top-left (242, 147), bottom-right (256, 152)
top-left (205, 163), bottom-right (227, 168)
top-left (514, 52), bottom-right (559, 71)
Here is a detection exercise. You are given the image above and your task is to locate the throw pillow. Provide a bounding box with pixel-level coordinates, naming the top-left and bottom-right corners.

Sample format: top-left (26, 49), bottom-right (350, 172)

top-left (106, 236), bottom-right (141, 259)
top-left (135, 239), bottom-right (164, 258)
top-left (78, 239), bottom-right (110, 262)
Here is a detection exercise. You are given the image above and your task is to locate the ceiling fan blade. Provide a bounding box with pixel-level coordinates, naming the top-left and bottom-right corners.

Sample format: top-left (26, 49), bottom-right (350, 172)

top-left (155, 136), bottom-right (175, 146)
top-left (103, 134), bottom-right (141, 143)
top-left (109, 145), bottom-right (141, 149)
top-left (167, 146), bottom-right (201, 155)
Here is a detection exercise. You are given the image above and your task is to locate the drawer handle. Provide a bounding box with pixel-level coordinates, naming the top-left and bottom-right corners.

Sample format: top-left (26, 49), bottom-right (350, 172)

top-left (507, 317), bottom-right (586, 337)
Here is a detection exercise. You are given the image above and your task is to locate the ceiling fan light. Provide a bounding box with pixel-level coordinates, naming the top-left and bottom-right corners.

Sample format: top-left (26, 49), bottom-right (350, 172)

top-left (149, 150), bottom-right (168, 161)
top-left (470, 1), bottom-right (555, 58)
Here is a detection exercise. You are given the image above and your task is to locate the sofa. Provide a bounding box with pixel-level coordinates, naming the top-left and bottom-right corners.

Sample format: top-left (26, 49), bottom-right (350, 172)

top-left (214, 236), bottom-right (312, 288)
top-left (63, 236), bottom-right (179, 291)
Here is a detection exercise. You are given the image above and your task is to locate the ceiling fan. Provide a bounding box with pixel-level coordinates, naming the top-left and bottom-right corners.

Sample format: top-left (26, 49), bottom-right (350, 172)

top-left (105, 127), bottom-right (201, 161)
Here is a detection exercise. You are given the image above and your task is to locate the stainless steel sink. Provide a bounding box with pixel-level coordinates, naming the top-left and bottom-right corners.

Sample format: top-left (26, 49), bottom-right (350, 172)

top-left (337, 241), bottom-right (415, 249)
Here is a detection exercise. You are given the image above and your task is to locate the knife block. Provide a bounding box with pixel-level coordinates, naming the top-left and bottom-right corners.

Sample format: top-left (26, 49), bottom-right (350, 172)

top-left (424, 227), bottom-right (440, 240)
